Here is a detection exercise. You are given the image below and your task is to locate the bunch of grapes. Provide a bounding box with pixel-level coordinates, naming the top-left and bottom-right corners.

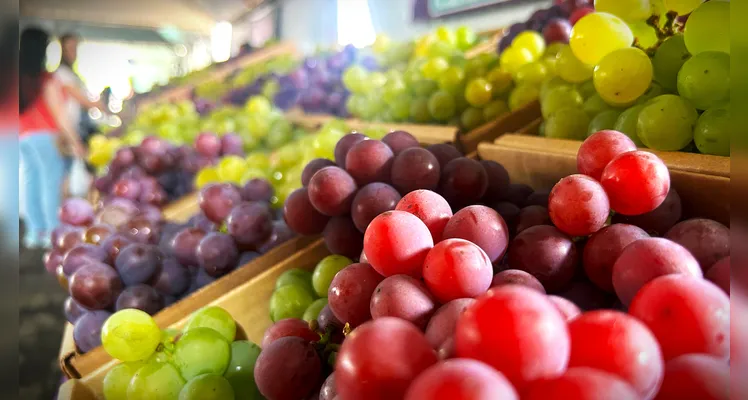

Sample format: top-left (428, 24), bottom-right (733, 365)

top-left (534, 0), bottom-right (730, 156)
top-left (100, 307), bottom-right (265, 399)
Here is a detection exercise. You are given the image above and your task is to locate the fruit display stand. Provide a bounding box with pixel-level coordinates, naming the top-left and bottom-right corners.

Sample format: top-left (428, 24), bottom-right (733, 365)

top-left (456, 100), bottom-right (540, 153)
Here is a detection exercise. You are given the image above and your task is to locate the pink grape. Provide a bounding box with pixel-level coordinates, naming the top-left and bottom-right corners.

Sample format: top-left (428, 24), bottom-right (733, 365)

top-left (442, 205), bottom-right (509, 263)
top-left (548, 295), bottom-right (581, 321)
top-left (363, 211), bottom-right (434, 278)
top-left (600, 151), bottom-right (670, 216)
top-left (370, 274), bottom-right (437, 329)
top-left (577, 130), bottom-right (637, 181)
top-left (59, 198), bottom-right (94, 227)
top-left (301, 158), bottom-right (336, 186)
top-left (382, 130), bottom-right (419, 155)
top-left (345, 139), bottom-right (395, 185)
top-left (548, 174), bottom-right (610, 237)
top-left (424, 298), bottom-right (475, 349)
top-left (328, 263), bottom-right (384, 327)
top-left (308, 166), bottom-right (358, 217)
top-left (334, 132), bottom-right (368, 167)
top-left (491, 269), bottom-right (546, 293)
top-left (583, 224), bottom-right (649, 292)
top-left (395, 190), bottom-right (453, 242)
top-left (404, 359), bottom-right (519, 400)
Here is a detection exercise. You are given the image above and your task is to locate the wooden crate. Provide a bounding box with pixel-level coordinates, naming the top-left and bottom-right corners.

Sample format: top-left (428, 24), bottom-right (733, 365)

top-left (457, 100), bottom-right (541, 154)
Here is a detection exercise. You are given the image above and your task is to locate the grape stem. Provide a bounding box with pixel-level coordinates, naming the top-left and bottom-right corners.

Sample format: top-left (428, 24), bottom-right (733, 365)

top-left (636, 11), bottom-right (682, 56)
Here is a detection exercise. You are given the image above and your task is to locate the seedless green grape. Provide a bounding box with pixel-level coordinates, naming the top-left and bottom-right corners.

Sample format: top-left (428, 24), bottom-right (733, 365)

top-left (275, 268), bottom-right (315, 295)
top-left (174, 327), bottom-right (231, 380)
top-left (486, 68), bottom-right (513, 96)
top-left (508, 84), bottom-right (540, 111)
top-left (224, 341), bottom-right (263, 400)
top-left (483, 99), bottom-right (509, 121)
top-left (593, 47), bottom-right (653, 106)
top-left (513, 31), bottom-right (546, 60)
top-left (545, 107), bottom-right (590, 140)
top-left (410, 98), bottom-right (432, 123)
top-left (422, 57), bottom-right (450, 80)
top-left (515, 62), bottom-right (549, 86)
top-left (128, 360), bottom-right (185, 400)
top-left (101, 309), bottom-right (162, 362)
top-left (676, 51), bottom-right (730, 110)
top-left (303, 298), bottom-right (329, 322)
top-left (595, 0), bottom-right (652, 21)
top-left (540, 76), bottom-right (571, 100)
top-left (541, 86), bottom-right (584, 118)
top-left (583, 94), bottom-right (614, 117)
top-left (556, 45), bottom-right (593, 83)
top-left (664, 0), bottom-right (704, 15)
top-left (464, 79), bottom-right (493, 107)
top-left (614, 104), bottom-right (646, 146)
top-left (104, 362), bottom-right (144, 400)
top-left (428, 90), bottom-right (458, 121)
top-left (652, 35), bottom-right (690, 92)
top-left (570, 12), bottom-right (635, 65)
top-left (694, 105), bottom-right (730, 156)
top-left (270, 284), bottom-right (315, 321)
top-left (390, 96), bottom-right (412, 122)
top-left (438, 66), bottom-right (466, 95)
top-left (635, 82), bottom-right (666, 105)
top-left (575, 80), bottom-right (597, 99)
top-left (184, 306), bottom-right (237, 342)
top-left (179, 374), bottom-right (234, 400)
top-left (684, 0), bottom-right (729, 55)
top-left (312, 255), bottom-right (352, 297)
top-left (500, 46), bottom-right (534, 74)
top-left (461, 107), bottom-right (485, 130)
top-left (588, 109), bottom-right (623, 136)
top-left (637, 94), bottom-right (698, 150)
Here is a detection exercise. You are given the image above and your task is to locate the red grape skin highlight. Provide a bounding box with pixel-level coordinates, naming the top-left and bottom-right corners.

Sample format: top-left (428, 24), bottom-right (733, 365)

top-left (548, 174), bottom-right (611, 237)
top-left (442, 205), bottom-right (509, 263)
top-left (363, 211), bottom-right (434, 278)
top-left (577, 130), bottom-right (637, 181)
top-left (583, 224), bottom-right (649, 293)
top-left (600, 151), bottom-right (670, 216)
top-left (422, 239), bottom-right (494, 303)
top-left (395, 190), bottom-right (453, 243)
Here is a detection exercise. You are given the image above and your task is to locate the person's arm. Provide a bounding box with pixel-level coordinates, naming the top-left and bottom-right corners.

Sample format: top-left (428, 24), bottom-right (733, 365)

top-left (61, 83), bottom-right (104, 110)
top-left (43, 78), bottom-right (87, 158)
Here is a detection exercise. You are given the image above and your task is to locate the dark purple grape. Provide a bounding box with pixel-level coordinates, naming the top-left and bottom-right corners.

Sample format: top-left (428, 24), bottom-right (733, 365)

top-left (491, 269), bottom-right (546, 293)
top-left (308, 167), bottom-right (358, 217)
top-left (191, 212), bottom-right (218, 232)
top-left (543, 18), bottom-right (572, 43)
top-left (59, 198), bottom-right (94, 227)
top-left (137, 204), bottom-right (163, 224)
top-left (111, 178), bottom-right (142, 201)
top-left (150, 257), bottom-right (191, 296)
top-left (115, 284), bottom-right (164, 315)
top-left (283, 188), bottom-right (330, 235)
top-left (199, 183), bottom-right (243, 224)
top-left (64, 297), bottom-right (88, 324)
top-left (612, 188), bottom-right (682, 236)
top-left (122, 217), bottom-right (162, 245)
top-left (241, 178), bottom-right (274, 202)
top-left (426, 144), bottom-right (462, 169)
top-left (61, 244), bottom-right (110, 276)
top-left (226, 202), bottom-right (274, 247)
top-left (525, 190), bottom-right (550, 207)
top-left (195, 132), bottom-right (222, 158)
top-left (288, 68), bottom-right (309, 89)
top-left (480, 160), bottom-right (510, 203)
top-left (382, 131), bottom-right (419, 155)
top-left (556, 279), bottom-right (617, 311)
top-left (258, 221), bottom-right (297, 254)
top-left (493, 202), bottom-right (521, 235)
top-left (506, 225), bottom-right (578, 292)
top-left (115, 243), bottom-right (163, 286)
top-left (323, 217), bottom-right (364, 259)
top-left (438, 158), bottom-right (488, 208)
top-left (665, 218), bottom-right (730, 272)
top-left (254, 336), bottom-right (322, 400)
top-left (345, 140), bottom-right (394, 185)
top-left (317, 304), bottom-right (343, 335)
top-left (516, 205), bottom-right (551, 234)
top-left (504, 183), bottom-right (534, 207)
top-left (196, 232), bottom-right (239, 277)
top-left (301, 158), bottom-right (336, 187)
top-left (69, 262), bottom-right (123, 309)
top-left (193, 267), bottom-right (217, 290)
top-left (334, 133), bottom-right (368, 168)
top-left (583, 224), bottom-right (650, 292)
top-left (391, 147), bottom-right (441, 194)
top-left (497, 34), bottom-right (513, 53)
top-left (44, 250), bottom-right (63, 275)
top-left (351, 183), bottom-right (401, 233)
top-left (221, 133), bottom-right (244, 156)
top-left (100, 233), bottom-right (134, 263)
top-left (73, 310), bottom-right (111, 353)
top-left (320, 373), bottom-right (337, 400)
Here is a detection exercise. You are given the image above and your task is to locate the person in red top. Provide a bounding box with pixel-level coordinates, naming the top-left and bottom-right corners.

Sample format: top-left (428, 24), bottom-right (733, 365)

top-left (20, 27), bottom-right (87, 248)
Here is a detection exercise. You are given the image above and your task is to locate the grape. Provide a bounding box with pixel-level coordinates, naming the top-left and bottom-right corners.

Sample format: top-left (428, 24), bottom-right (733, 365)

top-left (548, 295), bottom-right (582, 321)
top-left (424, 298), bottom-right (475, 349)
top-left (174, 327), bottom-right (231, 380)
top-left (425, 143), bottom-right (461, 169)
top-left (351, 183), bottom-right (401, 233)
top-left (104, 362), bottom-right (143, 400)
top-left (694, 105), bottom-right (730, 156)
top-left (345, 140), bottom-right (394, 185)
top-left (438, 66), bottom-right (466, 96)
top-left (480, 160), bottom-right (511, 203)
top-left (541, 86), bottom-right (584, 119)
top-left (147, 258), bottom-right (189, 297)
top-left (611, 105), bottom-right (646, 147)
top-left (283, 188), bottom-right (330, 235)
top-left (456, 286), bottom-right (570, 390)
top-left (196, 233), bottom-right (239, 277)
top-left (312, 255), bottom-right (352, 297)
top-left (543, 18), bottom-right (572, 44)
top-left (196, 133), bottom-right (222, 157)
top-left (317, 304), bottom-right (343, 336)
top-left (577, 130), bottom-right (637, 181)
top-left (486, 68), bottom-right (513, 97)
top-left (680, 51), bottom-right (731, 112)
top-left (258, 221), bottom-right (296, 254)
top-left (370, 274), bottom-right (437, 329)
top-left (185, 306), bottom-right (236, 342)
top-left (568, 310), bottom-right (664, 398)
top-left (262, 318), bottom-right (318, 348)
top-left (128, 359), bottom-right (185, 400)
top-left (594, 48), bottom-right (652, 106)
top-left (363, 211), bottom-right (433, 278)
top-left (276, 268), bottom-right (314, 296)
top-left (307, 167), bottom-right (360, 217)
top-left (556, 45), bottom-right (593, 83)
top-left (101, 308), bottom-right (161, 362)
top-left (545, 107), bottom-right (590, 140)
top-left (460, 107), bottom-right (484, 130)
top-left (390, 148), bottom-right (441, 194)
top-left (328, 263), bottom-right (384, 327)
top-left (508, 84), bottom-right (540, 111)
top-left (583, 94), bottom-right (614, 118)
top-left (523, 367), bottom-right (639, 400)
top-left (594, 0), bottom-right (651, 21)
top-left (319, 373), bottom-right (337, 400)
top-left (410, 98), bottom-right (432, 123)
top-left (82, 224), bottom-right (116, 245)
top-left (612, 237), bottom-right (703, 305)
top-left (514, 31), bottom-right (546, 59)
top-left (525, 190), bottom-right (550, 207)
top-left (500, 46), bottom-right (534, 75)
top-left (115, 284), bottom-right (163, 315)
top-left (302, 298), bottom-right (327, 323)
top-left (123, 217), bottom-right (162, 245)
top-left (439, 158), bottom-right (488, 208)
top-left (548, 174), bottom-right (610, 236)
top-left (570, 12), bottom-right (634, 66)
top-left (653, 35), bottom-right (691, 92)
top-left (70, 262), bottom-right (123, 310)
top-left (199, 183), bottom-right (243, 224)
top-left (336, 317), bottom-right (438, 400)
top-left (61, 243), bottom-right (110, 275)
top-left (684, 1), bottom-right (729, 55)
top-left (462, 79), bottom-right (492, 108)
top-left (191, 212), bottom-right (218, 233)
top-left (421, 57), bottom-right (449, 80)
top-left (396, 190), bottom-right (453, 243)
top-left (323, 216), bottom-right (364, 260)
top-left (483, 99), bottom-right (509, 121)
top-left (254, 336), bottom-right (322, 400)
top-left (442, 205), bottom-right (509, 263)
top-left (583, 224), bottom-right (649, 292)
top-left (405, 359), bottom-right (519, 400)
top-left (169, 228), bottom-right (206, 267)
top-left (334, 133), bottom-right (367, 168)
top-left (270, 284), bottom-right (315, 322)
top-left (43, 250), bottom-right (63, 276)
top-left (656, 354), bottom-right (730, 400)
top-left (706, 256), bottom-right (730, 295)
top-left (504, 183), bottom-right (535, 207)
top-left (301, 158), bottom-right (336, 187)
top-left (226, 202), bottom-right (273, 247)
top-left (638, 93), bottom-right (698, 149)
top-left (507, 225), bottom-right (578, 292)
top-left (241, 178), bottom-right (273, 203)
top-left (491, 269), bottom-right (546, 293)
top-left (179, 374), bottom-right (234, 400)
top-left (665, 218), bottom-right (730, 271)
top-left (64, 296), bottom-right (87, 324)
top-left (59, 198), bottom-right (94, 226)
top-left (73, 310), bottom-right (111, 353)
top-left (602, 151), bottom-right (670, 216)
top-left (224, 341), bottom-right (263, 400)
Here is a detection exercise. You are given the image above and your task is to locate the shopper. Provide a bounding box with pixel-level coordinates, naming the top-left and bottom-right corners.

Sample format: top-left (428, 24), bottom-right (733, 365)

top-left (20, 27), bottom-right (87, 248)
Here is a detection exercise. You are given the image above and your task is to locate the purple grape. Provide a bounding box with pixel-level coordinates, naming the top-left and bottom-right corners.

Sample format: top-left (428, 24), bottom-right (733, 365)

top-left (516, 205), bottom-right (551, 234)
top-left (334, 133), bottom-right (368, 168)
top-left (612, 188), bottom-right (682, 236)
top-left (241, 178), bottom-right (274, 202)
top-left (150, 257), bottom-right (191, 296)
top-left (73, 310), bottom-right (111, 353)
top-left (288, 68), bottom-right (309, 89)
top-left (391, 147), bottom-right (441, 194)
top-left (351, 183), bottom-right (401, 233)
top-left (504, 183), bottom-right (534, 207)
top-left (525, 190), bottom-right (550, 208)
top-left (122, 217), bottom-right (162, 245)
top-left (320, 373), bottom-right (337, 400)
top-left (317, 304), bottom-right (343, 335)
top-left (301, 159), bottom-right (337, 187)
top-left (254, 337), bottom-right (322, 400)
top-left (274, 88), bottom-right (301, 110)
top-left (226, 202), bottom-right (274, 247)
top-left (69, 262), bottom-right (123, 310)
top-left (493, 202), bottom-right (521, 235)
top-left (345, 140), bottom-right (394, 185)
top-left (170, 227), bottom-right (207, 266)
top-left (283, 188), bottom-right (331, 235)
top-left (506, 225), bottom-right (578, 293)
top-left (439, 158), bottom-right (488, 208)
top-left (111, 147), bottom-right (136, 170)
top-left (382, 131), bottom-right (419, 155)
top-left (196, 232), bottom-right (239, 277)
top-left (59, 198), bottom-right (94, 227)
top-left (191, 212), bottom-right (218, 232)
top-left (111, 178), bottom-right (142, 201)
top-left (195, 132), bottom-right (222, 158)
top-left (114, 243), bottom-right (163, 286)
top-left (480, 160), bottom-right (510, 203)
top-left (665, 218), bottom-right (730, 272)
top-left (64, 297), bottom-right (88, 324)
top-left (100, 233), bottom-right (134, 262)
top-left (426, 144), bottom-right (462, 169)
top-left (308, 167), bottom-right (358, 217)
top-left (194, 267), bottom-right (217, 290)
top-left (115, 284), bottom-right (164, 315)
top-left (138, 204), bottom-right (163, 224)
top-left (221, 133), bottom-right (244, 156)
top-left (140, 136), bottom-right (171, 154)
top-left (323, 217), bottom-right (364, 260)
top-left (497, 35), bottom-right (513, 53)
top-left (61, 244), bottom-right (110, 276)
top-left (199, 183), bottom-right (243, 224)
top-left (258, 221), bottom-right (297, 254)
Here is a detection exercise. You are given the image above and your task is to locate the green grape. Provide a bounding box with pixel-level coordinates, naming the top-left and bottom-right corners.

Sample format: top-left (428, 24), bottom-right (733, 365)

top-left (575, 80), bottom-right (596, 99)
top-left (128, 360), bottom-right (185, 400)
top-left (270, 284), bottom-right (315, 321)
top-left (435, 26), bottom-right (457, 45)
top-left (343, 65), bottom-right (369, 94)
top-left (438, 66), bottom-right (466, 96)
top-left (515, 62), bottom-right (548, 87)
top-left (174, 327), bottom-right (231, 381)
top-left (486, 68), bottom-right (513, 97)
top-left (594, 0), bottom-right (651, 21)
top-left (412, 80), bottom-right (439, 97)
top-left (390, 96), bottom-right (412, 122)
top-left (583, 94), bottom-right (615, 117)
top-left (542, 55), bottom-right (558, 76)
top-left (545, 107), bottom-right (591, 140)
top-left (556, 45), bottom-right (593, 83)
top-left (184, 307), bottom-right (236, 342)
top-left (464, 79), bottom-right (493, 107)
top-left (539, 121), bottom-right (546, 136)
top-left (500, 46), bottom-right (534, 75)
top-left (545, 42), bottom-right (565, 58)
top-left (104, 361), bottom-right (145, 400)
top-left (664, 0), bottom-right (705, 15)
top-left (382, 77), bottom-right (407, 103)
top-left (362, 126), bottom-right (389, 139)
top-left (101, 309), bottom-right (161, 363)
top-left (694, 105), bottom-right (730, 156)
top-left (460, 107), bottom-right (485, 130)
top-left (541, 86), bottom-right (584, 119)
top-left (271, 184), bottom-right (295, 210)
top-left (195, 167), bottom-right (220, 189)
top-left (588, 110), bottom-right (623, 136)
top-left (594, 47), bottom-right (653, 106)
top-left (179, 374), bottom-right (234, 400)
top-left (508, 84), bottom-right (540, 111)
top-left (428, 90), bottom-right (457, 121)
top-left (217, 156), bottom-right (247, 184)
top-left (570, 12), bottom-right (635, 66)
top-left (478, 52), bottom-right (500, 71)
top-left (676, 51), bottom-right (730, 110)
top-left (614, 105), bottom-right (647, 146)
top-left (312, 255), bottom-right (352, 297)
top-left (410, 98), bottom-right (432, 123)
top-left (637, 94), bottom-right (698, 150)
top-left (303, 298), bottom-right (329, 323)
top-left (635, 82), bottom-right (667, 105)
top-left (652, 35), bottom-right (690, 92)
top-left (247, 114), bottom-right (271, 139)
top-left (422, 57), bottom-right (450, 80)
top-left (483, 100), bottom-right (509, 121)
top-left (684, 1), bottom-right (729, 55)
top-left (224, 341), bottom-right (263, 400)
top-left (261, 80), bottom-right (279, 100)
top-left (628, 21), bottom-right (658, 49)
top-left (512, 31), bottom-right (546, 60)
top-left (456, 26), bottom-right (477, 50)
top-left (464, 58), bottom-right (488, 81)
top-left (540, 76), bottom-right (571, 100)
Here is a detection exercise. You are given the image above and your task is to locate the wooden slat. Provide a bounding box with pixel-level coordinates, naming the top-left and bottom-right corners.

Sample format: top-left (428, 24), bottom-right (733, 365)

top-left (161, 192), bottom-right (200, 223)
top-left (457, 100), bottom-right (540, 154)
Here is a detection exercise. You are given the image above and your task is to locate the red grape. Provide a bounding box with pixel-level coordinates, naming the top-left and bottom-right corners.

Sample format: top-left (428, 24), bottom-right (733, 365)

top-left (705, 256), bottom-right (729, 295)
top-left (655, 354), bottom-right (729, 400)
top-left (600, 151), bottom-right (670, 216)
top-left (56, 227), bottom-right (85, 253)
top-left (196, 232), bottom-right (239, 277)
top-left (480, 160), bottom-right (511, 203)
top-left (254, 336), bottom-right (322, 400)
top-left (241, 178), bottom-right (274, 202)
top-left (61, 243), bottom-right (110, 276)
top-left (612, 238), bottom-right (702, 305)
top-left (612, 188), bottom-right (682, 236)
top-left (442, 205), bottom-right (509, 263)
top-left (439, 158), bottom-right (488, 207)
top-left (516, 205), bottom-right (551, 234)
top-left (665, 218), bottom-right (730, 272)
top-left (69, 262), bottom-right (123, 310)
top-left (352, 183), bottom-right (401, 233)
top-left (99, 233), bottom-right (133, 263)
top-left (317, 304), bottom-right (343, 335)
top-left (543, 18), bottom-right (572, 43)
top-left (198, 183), bottom-right (243, 223)
top-left (363, 211), bottom-right (434, 278)
top-left (382, 130), bottom-right (419, 155)
top-left (629, 274), bottom-right (730, 361)
top-left (169, 227), bottom-right (206, 266)
top-left (525, 190), bottom-right (550, 207)
top-left (370, 274), bottom-right (437, 329)
top-left (73, 310), bottom-right (111, 353)
top-left (334, 132), bottom-right (368, 167)
top-left (195, 132), bottom-right (222, 158)
top-left (345, 139), bottom-right (395, 185)
top-left (493, 202), bottom-right (521, 234)
top-left (59, 198), bottom-right (94, 227)
top-left (115, 243), bottom-right (163, 285)
top-left (262, 318), bottom-right (319, 348)
top-left (81, 224), bottom-right (115, 245)
top-left (504, 183), bottom-right (534, 207)
top-left (308, 166), bottom-right (358, 216)
top-left (424, 298), bottom-right (475, 349)
top-left (111, 178), bottom-right (142, 201)
top-left (395, 190), bottom-right (453, 242)
top-left (491, 269), bottom-right (546, 293)
top-left (570, 7), bottom-right (594, 25)
top-left (220, 133), bottom-right (244, 156)
top-left (226, 202), bottom-right (273, 247)
top-left (568, 310), bottom-right (664, 399)
top-left (577, 130), bottom-right (637, 181)
top-left (549, 174), bottom-right (610, 237)
top-left (301, 158), bottom-right (336, 187)
top-left (523, 367), bottom-right (639, 400)
top-left (548, 295), bottom-right (581, 321)
top-left (426, 143), bottom-right (462, 169)
top-left (583, 224), bottom-right (649, 292)
top-left (64, 297), bottom-right (87, 324)
top-left (115, 284), bottom-right (164, 315)
top-left (328, 263), bottom-right (384, 327)
top-left (390, 147), bottom-right (441, 194)
top-left (319, 373), bottom-right (337, 400)
top-left (43, 250), bottom-right (63, 275)
top-left (335, 317), bottom-right (438, 400)
top-left (323, 216), bottom-right (364, 260)
top-left (149, 257), bottom-right (190, 296)
top-left (506, 225), bottom-right (578, 292)
top-left (557, 279), bottom-right (617, 311)
top-left (437, 337), bottom-right (456, 360)
top-left (456, 286), bottom-right (570, 390)
top-left (404, 359), bottom-right (519, 400)
top-left (283, 188), bottom-right (330, 235)
top-left (122, 216), bottom-right (162, 245)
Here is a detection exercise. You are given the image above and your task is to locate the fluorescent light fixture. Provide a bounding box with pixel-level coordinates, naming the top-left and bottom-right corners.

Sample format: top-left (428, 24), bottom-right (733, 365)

top-left (211, 21), bottom-right (233, 62)
top-left (337, 0), bottom-right (376, 48)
